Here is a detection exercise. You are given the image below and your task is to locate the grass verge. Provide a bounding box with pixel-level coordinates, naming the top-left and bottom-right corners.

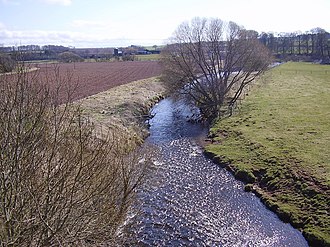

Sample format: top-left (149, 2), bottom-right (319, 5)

top-left (204, 62), bottom-right (330, 247)
top-left (136, 54), bottom-right (160, 61)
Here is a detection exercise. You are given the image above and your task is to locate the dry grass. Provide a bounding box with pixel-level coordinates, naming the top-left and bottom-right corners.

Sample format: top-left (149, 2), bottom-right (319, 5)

top-left (77, 76), bottom-right (166, 139)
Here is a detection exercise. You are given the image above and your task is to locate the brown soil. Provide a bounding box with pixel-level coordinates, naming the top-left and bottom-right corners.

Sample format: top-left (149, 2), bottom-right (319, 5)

top-left (32, 61), bottom-right (162, 102)
top-left (1, 61), bottom-right (164, 136)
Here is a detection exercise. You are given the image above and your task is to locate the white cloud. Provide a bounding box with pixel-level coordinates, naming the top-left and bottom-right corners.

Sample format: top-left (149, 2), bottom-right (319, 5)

top-left (71, 20), bottom-right (106, 28)
top-left (0, 29), bottom-right (87, 45)
top-left (0, 28), bottom-right (141, 47)
top-left (40, 0), bottom-right (72, 6)
top-left (0, 27), bottom-right (167, 47)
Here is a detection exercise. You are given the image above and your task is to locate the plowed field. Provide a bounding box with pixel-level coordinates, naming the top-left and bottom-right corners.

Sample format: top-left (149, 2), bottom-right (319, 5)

top-left (34, 61), bottom-right (162, 102)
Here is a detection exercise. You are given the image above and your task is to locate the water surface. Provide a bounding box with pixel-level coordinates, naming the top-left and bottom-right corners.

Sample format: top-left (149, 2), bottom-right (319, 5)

top-left (124, 98), bottom-right (308, 247)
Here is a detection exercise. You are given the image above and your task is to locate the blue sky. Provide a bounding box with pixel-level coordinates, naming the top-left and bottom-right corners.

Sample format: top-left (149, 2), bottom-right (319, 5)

top-left (1, 0), bottom-right (329, 48)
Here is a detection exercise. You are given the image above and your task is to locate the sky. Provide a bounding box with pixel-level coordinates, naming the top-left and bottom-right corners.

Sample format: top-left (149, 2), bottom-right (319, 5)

top-left (0, 0), bottom-right (329, 48)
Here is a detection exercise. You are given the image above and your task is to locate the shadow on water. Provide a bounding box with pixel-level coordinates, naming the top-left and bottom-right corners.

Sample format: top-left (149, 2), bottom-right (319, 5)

top-left (123, 98), bottom-right (308, 247)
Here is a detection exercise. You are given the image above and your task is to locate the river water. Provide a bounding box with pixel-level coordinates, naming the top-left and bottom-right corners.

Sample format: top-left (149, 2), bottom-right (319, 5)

top-left (124, 98), bottom-right (308, 246)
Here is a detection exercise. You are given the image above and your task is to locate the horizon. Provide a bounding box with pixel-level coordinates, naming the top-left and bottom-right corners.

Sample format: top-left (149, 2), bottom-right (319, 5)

top-left (1, 0), bottom-right (329, 48)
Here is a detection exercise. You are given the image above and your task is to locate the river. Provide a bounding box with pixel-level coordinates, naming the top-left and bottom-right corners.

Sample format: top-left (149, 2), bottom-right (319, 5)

top-left (123, 98), bottom-right (308, 246)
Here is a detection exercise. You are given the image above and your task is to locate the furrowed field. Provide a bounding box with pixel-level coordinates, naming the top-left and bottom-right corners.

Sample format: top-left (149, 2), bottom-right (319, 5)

top-left (29, 61), bottom-right (162, 102)
top-left (205, 62), bottom-right (330, 246)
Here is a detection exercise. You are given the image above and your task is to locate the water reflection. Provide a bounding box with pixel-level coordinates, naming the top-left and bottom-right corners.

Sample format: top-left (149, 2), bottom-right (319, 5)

top-left (124, 98), bottom-right (308, 246)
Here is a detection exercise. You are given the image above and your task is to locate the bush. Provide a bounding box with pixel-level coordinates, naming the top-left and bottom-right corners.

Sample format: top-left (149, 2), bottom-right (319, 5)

top-left (58, 51), bottom-right (84, 63)
top-left (0, 67), bottom-right (145, 246)
top-left (0, 53), bottom-right (16, 73)
top-left (122, 54), bottom-right (136, 61)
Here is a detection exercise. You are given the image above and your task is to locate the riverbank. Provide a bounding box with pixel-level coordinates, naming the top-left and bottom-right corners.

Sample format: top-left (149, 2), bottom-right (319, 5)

top-left (124, 97), bottom-right (307, 246)
top-left (204, 62), bottom-right (330, 247)
top-left (77, 76), bottom-right (166, 141)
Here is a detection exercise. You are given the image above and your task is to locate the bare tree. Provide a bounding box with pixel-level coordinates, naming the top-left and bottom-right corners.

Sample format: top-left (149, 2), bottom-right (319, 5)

top-left (0, 65), bottom-right (146, 246)
top-left (161, 17), bottom-right (272, 119)
top-left (0, 53), bottom-right (16, 73)
top-left (327, 38), bottom-right (330, 62)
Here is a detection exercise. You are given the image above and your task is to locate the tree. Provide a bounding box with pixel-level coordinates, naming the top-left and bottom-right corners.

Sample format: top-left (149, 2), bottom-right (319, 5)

top-left (314, 28), bottom-right (328, 58)
top-left (58, 51), bottom-right (84, 63)
top-left (0, 65), bottom-right (146, 246)
top-left (296, 31), bottom-right (303, 55)
top-left (327, 38), bottom-right (330, 63)
top-left (0, 53), bottom-right (16, 73)
top-left (288, 32), bottom-right (296, 55)
top-left (161, 17), bottom-right (272, 119)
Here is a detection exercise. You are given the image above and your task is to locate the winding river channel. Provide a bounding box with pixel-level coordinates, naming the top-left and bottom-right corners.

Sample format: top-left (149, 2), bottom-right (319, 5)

top-left (124, 98), bottom-right (308, 246)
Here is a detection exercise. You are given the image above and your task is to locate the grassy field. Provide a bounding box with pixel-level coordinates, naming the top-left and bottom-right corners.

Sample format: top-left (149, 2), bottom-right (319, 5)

top-left (136, 54), bottom-right (160, 61)
top-left (205, 62), bottom-right (330, 246)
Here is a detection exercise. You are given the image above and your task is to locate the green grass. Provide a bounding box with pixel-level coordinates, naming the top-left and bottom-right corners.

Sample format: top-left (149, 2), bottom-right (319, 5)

top-left (205, 62), bottom-right (330, 246)
top-left (136, 54), bottom-right (160, 61)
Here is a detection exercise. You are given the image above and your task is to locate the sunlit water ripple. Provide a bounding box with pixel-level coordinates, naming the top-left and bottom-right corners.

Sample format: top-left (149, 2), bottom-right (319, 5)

top-left (123, 98), bottom-right (308, 247)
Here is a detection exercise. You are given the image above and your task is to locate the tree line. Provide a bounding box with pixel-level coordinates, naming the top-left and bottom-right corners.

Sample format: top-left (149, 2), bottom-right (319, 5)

top-left (0, 45), bottom-right (71, 61)
top-left (259, 28), bottom-right (330, 63)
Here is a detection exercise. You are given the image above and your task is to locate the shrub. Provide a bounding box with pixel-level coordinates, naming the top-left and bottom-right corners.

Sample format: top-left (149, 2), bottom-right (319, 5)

top-left (122, 54), bottom-right (136, 61)
top-left (0, 67), bottom-right (145, 246)
top-left (58, 51), bottom-right (84, 63)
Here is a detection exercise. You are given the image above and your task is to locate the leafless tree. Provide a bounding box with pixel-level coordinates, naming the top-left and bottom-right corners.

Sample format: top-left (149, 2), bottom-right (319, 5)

top-left (0, 65), bottom-right (146, 246)
top-left (161, 17), bottom-right (272, 119)
top-left (0, 53), bottom-right (16, 73)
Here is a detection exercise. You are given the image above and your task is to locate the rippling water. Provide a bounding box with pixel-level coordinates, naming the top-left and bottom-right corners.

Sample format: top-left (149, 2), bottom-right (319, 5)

top-left (123, 98), bottom-right (308, 246)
